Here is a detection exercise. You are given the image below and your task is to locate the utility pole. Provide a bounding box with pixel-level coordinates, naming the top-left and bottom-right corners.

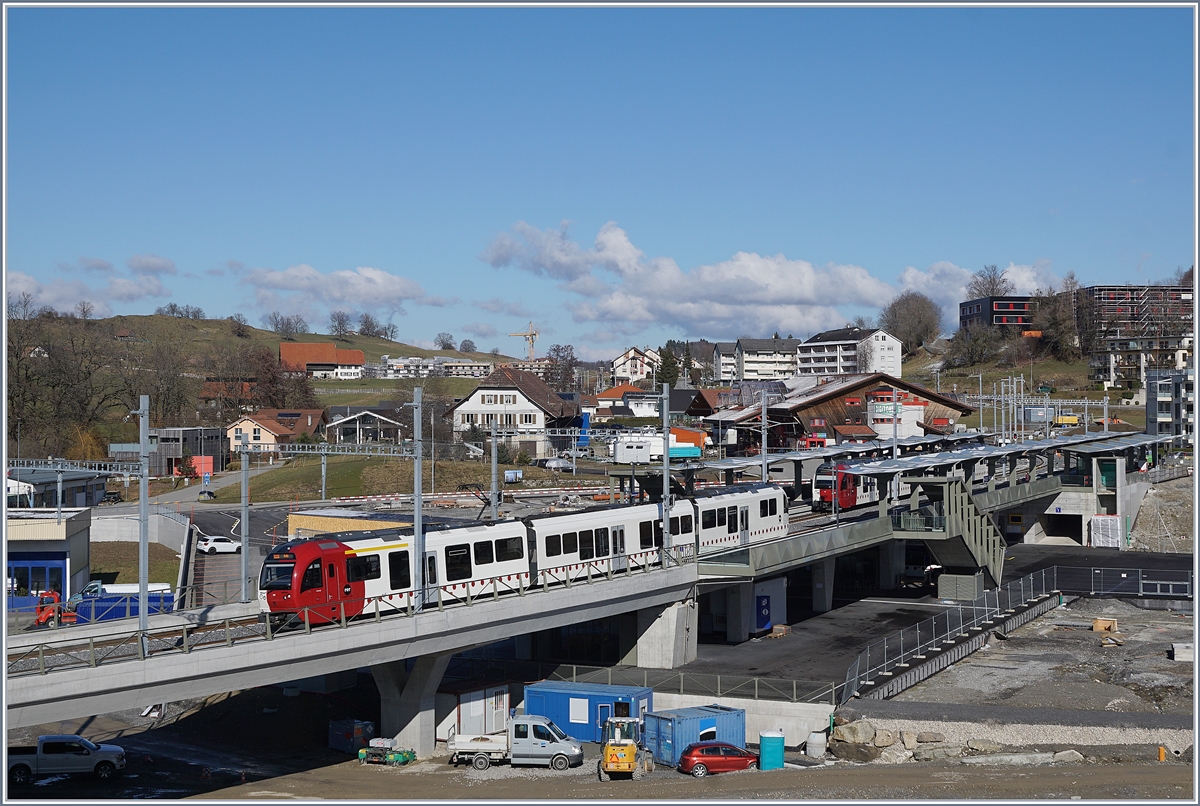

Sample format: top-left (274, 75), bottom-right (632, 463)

top-left (490, 419), bottom-right (499, 520)
top-left (430, 405), bottom-right (436, 495)
top-left (135, 395), bottom-right (150, 633)
top-left (661, 382), bottom-right (671, 564)
top-left (760, 391), bottom-right (769, 482)
top-left (405, 389), bottom-right (425, 602)
top-left (239, 433), bottom-right (249, 603)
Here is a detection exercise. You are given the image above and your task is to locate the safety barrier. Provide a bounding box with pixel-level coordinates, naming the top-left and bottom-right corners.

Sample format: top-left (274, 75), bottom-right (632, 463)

top-left (6, 546), bottom-right (694, 678)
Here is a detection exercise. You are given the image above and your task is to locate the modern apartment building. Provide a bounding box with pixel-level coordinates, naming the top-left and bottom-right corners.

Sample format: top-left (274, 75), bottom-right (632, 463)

top-left (797, 327), bottom-right (902, 378)
top-left (1145, 368), bottom-right (1195, 447)
top-left (1074, 284), bottom-right (1193, 387)
top-left (958, 295), bottom-right (1037, 331)
top-left (736, 338), bottom-right (802, 381)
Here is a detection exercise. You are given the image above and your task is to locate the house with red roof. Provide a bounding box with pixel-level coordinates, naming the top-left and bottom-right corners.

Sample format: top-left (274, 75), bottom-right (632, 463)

top-left (279, 342), bottom-right (365, 380)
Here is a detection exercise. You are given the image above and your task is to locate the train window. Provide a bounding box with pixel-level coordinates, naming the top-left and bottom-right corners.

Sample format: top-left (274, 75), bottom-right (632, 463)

top-left (579, 530), bottom-right (594, 561)
top-left (612, 526), bottom-right (625, 554)
top-left (546, 534), bottom-right (562, 557)
top-left (639, 521), bottom-right (654, 549)
top-left (496, 537), bottom-right (523, 562)
top-left (474, 541), bottom-right (495, 565)
top-left (388, 551), bottom-right (411, 590)
top-left (717, 507), bottom-right (727, 527)
top-left (702, 509), bottom-right (716, 530)
top-left (681, 514), bottom-right (692, 533)
top-left (595, 527), bottom-right (609, 556)
top-left (562, 532), bottom-right (578, 554)
top-left (769, 498), bottom-right (778, 516)
top-left (300, 560), bottom-right (322, 592)
top-left (760, 500), bottom-right (769, 518)
top-left (327, 563), bottom-right (336, 579)
top-left (346, 555), bottom-right (381, 583)
top-left (727, 506), bottom-right (738, 534)
top-left (260, 563), bottom-right (294, 590)
top-left (670, 516), bottom-right (680, 535)
top-left (445, 544), bottom-right (472, 581)
top-left (654, 521), bottom-right (664, 547)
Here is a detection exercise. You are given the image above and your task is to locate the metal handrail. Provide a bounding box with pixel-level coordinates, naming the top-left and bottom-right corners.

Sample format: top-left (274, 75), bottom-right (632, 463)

top-left (6, 546), bottom-right (695, 678)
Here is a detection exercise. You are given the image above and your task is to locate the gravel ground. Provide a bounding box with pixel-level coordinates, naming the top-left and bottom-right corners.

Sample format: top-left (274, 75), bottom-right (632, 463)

top-left (1130, 475), bottom-right (1194, 554)
top-left (843, 595), bottom-right (1195, 758)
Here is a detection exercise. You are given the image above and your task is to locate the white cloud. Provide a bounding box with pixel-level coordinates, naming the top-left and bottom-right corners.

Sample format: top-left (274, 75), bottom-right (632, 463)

top-left (1002, 259), bottom-right (1059, 295)
top-left (241, 264), bottom-right (429, 317)
top-left (475, 298), bottom-right (533, 318)
top-left (461, 322), bottom-right (498, 338)
top-left (7, 270), bottom-right (170, 315)
top-left (127, 254), bottom-right (177, 276)
top-left (481, 221), bottom-right (896, 343)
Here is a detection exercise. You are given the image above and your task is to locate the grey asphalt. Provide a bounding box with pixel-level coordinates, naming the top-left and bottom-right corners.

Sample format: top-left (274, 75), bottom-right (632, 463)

top-left (1002, 544), bottom-right (1194, 582)
top-left (680, 592), bottom-right (955, 686)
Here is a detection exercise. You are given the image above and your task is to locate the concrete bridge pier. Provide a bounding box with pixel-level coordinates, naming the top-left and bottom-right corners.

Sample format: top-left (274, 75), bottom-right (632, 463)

top-left (878, 541), bottom-right (905, 590)
top-left (372, 651), bottom-right (454, 758)
top-left (626, 600), bottom-right (698, 668)
top-left (812, 558), bottom-right (835, 613)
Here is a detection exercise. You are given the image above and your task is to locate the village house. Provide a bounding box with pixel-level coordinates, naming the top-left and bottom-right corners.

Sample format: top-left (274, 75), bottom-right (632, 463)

top-left (448, 367), bottom-right (582, 458)
top-left (279, 342), bottom-right (365, 380)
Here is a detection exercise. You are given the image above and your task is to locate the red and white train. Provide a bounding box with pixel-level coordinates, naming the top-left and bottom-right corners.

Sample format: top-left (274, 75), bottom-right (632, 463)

top-left (812, 462), bottom-right (881, 513)
top-left (258, 483), bottom-right (790, 628)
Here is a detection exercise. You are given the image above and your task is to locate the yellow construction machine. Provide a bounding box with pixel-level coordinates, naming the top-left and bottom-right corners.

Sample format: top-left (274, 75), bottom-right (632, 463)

top-left (597, 716), bottom-right (654, 781)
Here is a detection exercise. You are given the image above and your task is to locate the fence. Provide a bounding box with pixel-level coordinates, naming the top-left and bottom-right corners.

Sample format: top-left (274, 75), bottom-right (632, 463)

top-left (6, 546), bottom-right (695, 679)
top-left (840, 564), bottom-right (1193, 704)
top-left (442, 657), bottom-right (841, 705)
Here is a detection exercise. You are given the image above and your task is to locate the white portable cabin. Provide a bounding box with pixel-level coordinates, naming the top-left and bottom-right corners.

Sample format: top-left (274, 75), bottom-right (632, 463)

top-left (436, 679), bottom-right (512, 742)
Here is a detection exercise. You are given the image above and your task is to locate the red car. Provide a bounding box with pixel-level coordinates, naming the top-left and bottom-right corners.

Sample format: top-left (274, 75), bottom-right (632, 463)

top-left (677, 742), bottom-right (758, 777)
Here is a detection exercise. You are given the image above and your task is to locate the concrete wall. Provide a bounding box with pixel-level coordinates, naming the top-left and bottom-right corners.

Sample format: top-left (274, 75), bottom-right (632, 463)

top-left (91, 513), bottom-right (190, 553)
top-left (652, 692), bottom-right (834, 749)
top-left (633, 601), bottom-right (698, 668)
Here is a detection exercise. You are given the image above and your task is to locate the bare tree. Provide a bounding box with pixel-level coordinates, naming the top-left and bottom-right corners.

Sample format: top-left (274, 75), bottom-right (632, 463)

top-left (490, 347), bottom-right (501, 358)
top-left (947, 323), bottom-right (1002, 367)
top-left (358, 312), bottom-right (381, 338)
top-left (228, 313), bottom-right (250, 338)
top-left (856, 338), bottom-right (875, 373)
top-left (966, 265), bottom-right (1015, 299)
top-left (268, 311), bottom-right (308, 340)
top-left (330, 310), bottom-right (353, 340)
top-left (381, 323), bottom-right (398, 341)
top-left (545, 344), bottom-right (581, 391)
top-left (459, 339), bottom-right (477, 353)
top-left (434, 332), bottom-right (456, 350)
top-left (878, 291), bottom-right (942, 355)
top-left (74, 300), bottom-right (95, 320)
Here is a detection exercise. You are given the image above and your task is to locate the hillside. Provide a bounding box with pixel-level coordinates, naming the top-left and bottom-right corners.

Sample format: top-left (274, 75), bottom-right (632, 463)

top-left (106, 314), bottom-right (518, 366)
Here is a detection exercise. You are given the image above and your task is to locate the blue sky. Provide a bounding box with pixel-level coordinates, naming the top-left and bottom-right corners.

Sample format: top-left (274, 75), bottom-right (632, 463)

top-left (5, 6), bottom-right (1195, 360)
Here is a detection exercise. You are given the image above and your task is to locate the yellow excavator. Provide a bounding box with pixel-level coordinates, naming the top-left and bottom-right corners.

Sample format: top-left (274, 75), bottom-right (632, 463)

top-left (597, 716), bottom-right (654, 781)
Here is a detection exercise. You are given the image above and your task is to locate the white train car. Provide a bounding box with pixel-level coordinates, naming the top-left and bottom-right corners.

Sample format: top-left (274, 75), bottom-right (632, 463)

top-left (692, 483), bottom-right (789, 554)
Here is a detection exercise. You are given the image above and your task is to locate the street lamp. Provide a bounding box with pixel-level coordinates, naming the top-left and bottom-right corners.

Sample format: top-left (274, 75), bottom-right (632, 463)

top-left (968, 374), bottom-right (984, 432)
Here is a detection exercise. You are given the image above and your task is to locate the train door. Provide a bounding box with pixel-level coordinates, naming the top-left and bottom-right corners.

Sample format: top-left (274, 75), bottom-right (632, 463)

top-left (423, 551), bottom-right (439, 608)
top-left (610, 526), bottom-right (628, 574)
top-left (838, 471), bottom-right (855, 511)
top-left (323, 554), bottom-right (346, 622)
top-left (738, 506), bottom-right (749, 545)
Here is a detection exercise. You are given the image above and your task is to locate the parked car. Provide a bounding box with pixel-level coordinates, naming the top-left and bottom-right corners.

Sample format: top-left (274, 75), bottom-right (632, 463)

top-left (676, 742), bottom-right (758, 777)
top-left (543, 458), bottom-right (575, 472)
top-left (101, 491), bottom-right (123, 504)
top-left (197, 489), bottom-right (217, 501)
top-left (196, 535), bottom-right (240, 555)
top-left (8, 734), bottom-right (126, 785)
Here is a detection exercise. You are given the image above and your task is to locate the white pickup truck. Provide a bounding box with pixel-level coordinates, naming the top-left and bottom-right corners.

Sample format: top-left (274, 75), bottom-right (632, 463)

top-left (448, 714), bottom-right (583, 771)
top-left (8, 734), bottom-right (127, 785)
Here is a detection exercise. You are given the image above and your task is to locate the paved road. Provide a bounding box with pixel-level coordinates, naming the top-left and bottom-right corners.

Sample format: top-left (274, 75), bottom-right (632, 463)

top-left (1002, 544), bottom-right (1193, 583)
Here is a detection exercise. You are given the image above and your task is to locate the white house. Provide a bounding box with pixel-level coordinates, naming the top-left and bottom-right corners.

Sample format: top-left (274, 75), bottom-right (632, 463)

top-left (797, 327), bottom-right (902, 378)
top-left (736, 338), bottom-right (802, 381)
top-left (610, 346), bottom-right (660, 386)
top-left (448, 367), bottom-right (581, 458)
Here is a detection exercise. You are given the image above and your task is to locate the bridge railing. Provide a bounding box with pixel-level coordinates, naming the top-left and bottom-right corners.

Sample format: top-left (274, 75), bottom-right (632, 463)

top-left (840, 564), bottom-right (1193, 705)
top-left (6, 546), bottom-right (695, 679)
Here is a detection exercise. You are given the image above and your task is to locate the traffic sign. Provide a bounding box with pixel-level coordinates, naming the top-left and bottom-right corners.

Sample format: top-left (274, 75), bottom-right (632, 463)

top-left (203, 472), bottom-right (211, 485)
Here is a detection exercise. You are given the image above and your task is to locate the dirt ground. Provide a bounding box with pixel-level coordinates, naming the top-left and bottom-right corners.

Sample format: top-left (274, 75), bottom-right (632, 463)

top-left (1130, 476), bottom-right (1195, 555)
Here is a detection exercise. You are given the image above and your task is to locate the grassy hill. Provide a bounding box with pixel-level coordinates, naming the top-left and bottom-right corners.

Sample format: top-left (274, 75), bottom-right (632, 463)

top-left (106, 313), bottom-right (518, 366)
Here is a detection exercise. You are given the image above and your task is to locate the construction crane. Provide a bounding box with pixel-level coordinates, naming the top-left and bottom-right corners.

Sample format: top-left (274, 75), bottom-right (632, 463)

top-left (509, 321), bottom-right (539, 361)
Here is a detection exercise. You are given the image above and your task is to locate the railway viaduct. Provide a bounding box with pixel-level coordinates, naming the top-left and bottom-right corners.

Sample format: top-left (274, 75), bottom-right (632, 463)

top-left (6, 431), bottom-right (1172, 757)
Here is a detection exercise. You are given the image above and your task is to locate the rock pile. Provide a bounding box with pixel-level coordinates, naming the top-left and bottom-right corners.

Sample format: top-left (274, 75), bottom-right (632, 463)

top-left (823, 719), bottom-right (1099, 765)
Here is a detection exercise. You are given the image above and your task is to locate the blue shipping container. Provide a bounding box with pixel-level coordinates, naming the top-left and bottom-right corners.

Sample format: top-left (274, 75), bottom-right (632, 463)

top-left (522, 681), bottom-right (653, 744)
top-left (643, 705), bottom-right (746, 767)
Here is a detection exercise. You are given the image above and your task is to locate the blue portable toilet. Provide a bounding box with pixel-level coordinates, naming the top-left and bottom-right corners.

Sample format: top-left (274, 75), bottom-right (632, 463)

top-left (643, 704), bottom-right (746, 767)
top-left (521, 681), bottom-right (653, 744)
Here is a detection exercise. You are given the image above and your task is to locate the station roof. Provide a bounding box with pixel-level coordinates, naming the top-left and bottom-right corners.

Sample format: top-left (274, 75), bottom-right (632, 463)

top-left (1065, 432), bottom-right (1176, 455)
